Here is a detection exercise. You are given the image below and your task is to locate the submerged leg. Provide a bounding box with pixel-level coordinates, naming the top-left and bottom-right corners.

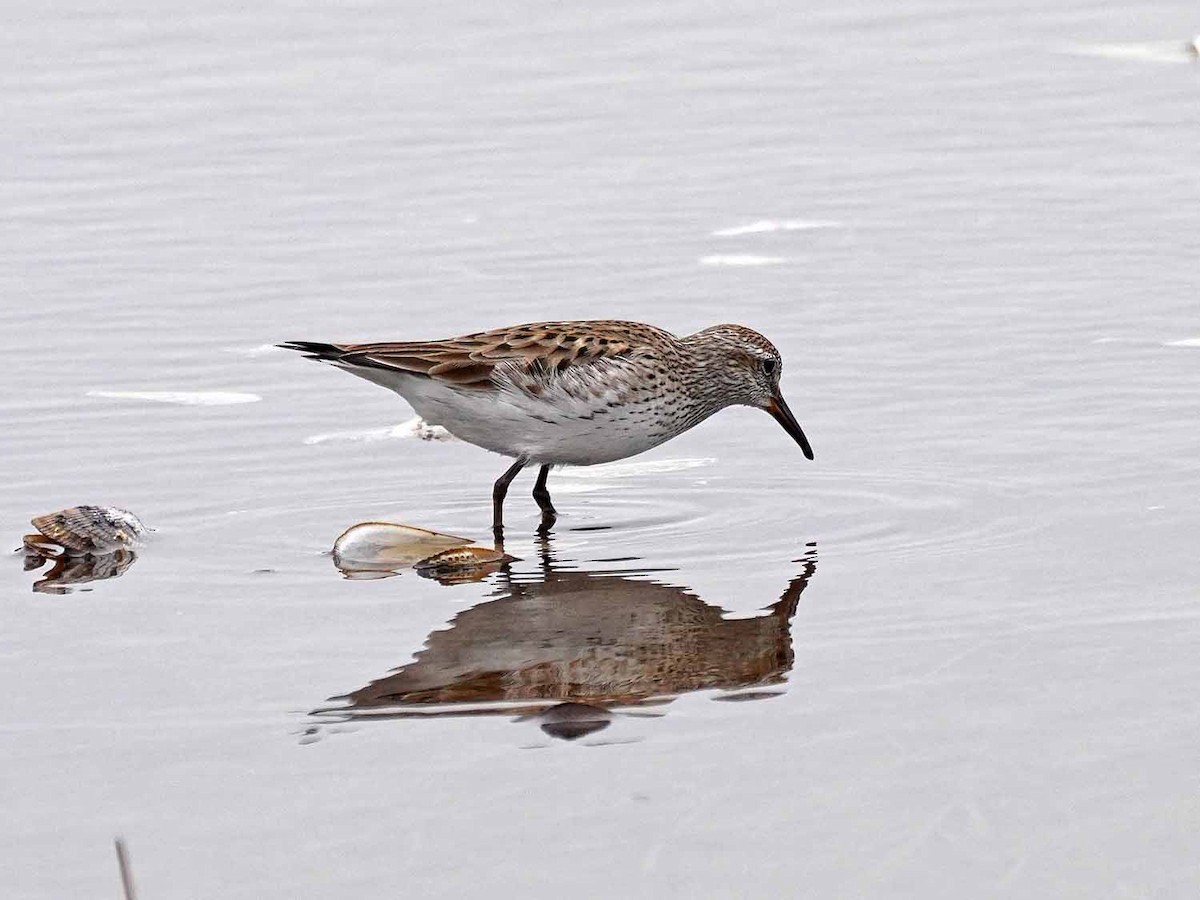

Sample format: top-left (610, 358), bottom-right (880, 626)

top-left (532, 464), bottom-right (557, 533)
top-left (492, 458), bottom-right (527, 537)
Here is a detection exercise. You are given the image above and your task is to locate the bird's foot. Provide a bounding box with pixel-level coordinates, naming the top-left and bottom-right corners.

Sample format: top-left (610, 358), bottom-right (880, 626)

top-left (536, 509), bottom-right (558, 535)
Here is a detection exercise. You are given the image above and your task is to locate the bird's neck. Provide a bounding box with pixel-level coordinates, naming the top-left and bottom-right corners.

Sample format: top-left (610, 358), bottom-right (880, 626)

top-left (674, 333), bottom-right (741, 418)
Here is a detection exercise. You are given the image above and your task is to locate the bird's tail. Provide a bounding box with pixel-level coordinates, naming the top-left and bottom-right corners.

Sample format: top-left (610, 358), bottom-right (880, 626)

top-left (277, 341), bottom-right (348, 362)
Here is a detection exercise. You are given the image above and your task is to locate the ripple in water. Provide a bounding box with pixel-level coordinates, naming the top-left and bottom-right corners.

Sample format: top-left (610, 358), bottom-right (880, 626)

top-left (711, 219), bottom-right (842, 237)
top-left (536, 463), bottom-right (1038, 567)
top-left (86, 390), bottom-right (261, 406)
top-left (1060, 41), bottom-right (1199, 66)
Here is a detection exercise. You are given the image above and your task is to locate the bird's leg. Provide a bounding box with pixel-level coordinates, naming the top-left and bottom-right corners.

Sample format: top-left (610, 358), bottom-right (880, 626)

top-left (532, 464), bottom-right (557, 534)
top-left (492, 458), bottom-right (527, 539)
top-left (534, 529), bottom-right (556, 571)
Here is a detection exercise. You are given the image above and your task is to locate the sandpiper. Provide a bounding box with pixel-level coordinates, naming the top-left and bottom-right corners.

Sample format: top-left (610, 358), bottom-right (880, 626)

top-left (281, 320), bottom-right (812, 534)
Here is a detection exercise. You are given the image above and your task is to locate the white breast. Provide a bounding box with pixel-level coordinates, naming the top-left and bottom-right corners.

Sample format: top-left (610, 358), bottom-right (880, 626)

top-left (372, 367), bottom-right (688, 466)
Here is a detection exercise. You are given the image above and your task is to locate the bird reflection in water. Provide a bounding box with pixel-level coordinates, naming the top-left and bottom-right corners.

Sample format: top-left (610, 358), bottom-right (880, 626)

top-left (311, 539), bottom-right (817, 745)
top-left (21, 547), bottom-right (139, 594)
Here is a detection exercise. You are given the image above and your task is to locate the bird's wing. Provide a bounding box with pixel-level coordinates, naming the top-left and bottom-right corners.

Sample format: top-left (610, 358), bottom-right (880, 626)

top-left (283, 320), bottom-right (664, 390)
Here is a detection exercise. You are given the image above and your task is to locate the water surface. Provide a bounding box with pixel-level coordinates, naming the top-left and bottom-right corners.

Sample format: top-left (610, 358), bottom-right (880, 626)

top-left (3, 1), bottom-right (1199, 897)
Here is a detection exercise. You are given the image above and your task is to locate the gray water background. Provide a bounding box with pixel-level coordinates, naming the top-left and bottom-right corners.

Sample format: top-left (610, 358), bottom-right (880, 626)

top-left (2, 2), bottom-right (1199, 897)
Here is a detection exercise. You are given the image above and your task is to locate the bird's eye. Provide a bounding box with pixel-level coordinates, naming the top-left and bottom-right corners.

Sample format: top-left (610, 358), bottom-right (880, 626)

top-left (762, 358), bottom-right (777, 376)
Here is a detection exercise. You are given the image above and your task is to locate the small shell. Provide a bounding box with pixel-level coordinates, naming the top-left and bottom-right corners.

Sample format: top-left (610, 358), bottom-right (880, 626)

top-left (333, 522), bottom-right (474, 574)
top-left (413, 546), bottom-right (515, 583)
top-left (30, 506), bottom-right (149, 554)
top-left (23, 541), bottom-right (55, 569)
top-left (23, 533), bottom-right (66, 558)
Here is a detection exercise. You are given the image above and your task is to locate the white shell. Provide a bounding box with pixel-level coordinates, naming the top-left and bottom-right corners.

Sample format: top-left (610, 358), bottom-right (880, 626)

top-left (333, 522), bottom-right (474, 574)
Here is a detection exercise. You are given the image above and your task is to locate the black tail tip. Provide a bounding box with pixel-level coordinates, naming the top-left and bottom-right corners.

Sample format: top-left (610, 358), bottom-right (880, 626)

top-left (277, 341), bottom-right (344, 361)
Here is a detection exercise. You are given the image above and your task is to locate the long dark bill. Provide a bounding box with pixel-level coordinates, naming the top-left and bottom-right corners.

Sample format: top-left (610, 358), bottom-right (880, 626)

top-left (767, 394), bottom-right (814, 460)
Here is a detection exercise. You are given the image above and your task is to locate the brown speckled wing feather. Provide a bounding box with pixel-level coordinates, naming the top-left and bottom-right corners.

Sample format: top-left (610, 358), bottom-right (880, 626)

top-left (328, 320), bottom-right (668, 388)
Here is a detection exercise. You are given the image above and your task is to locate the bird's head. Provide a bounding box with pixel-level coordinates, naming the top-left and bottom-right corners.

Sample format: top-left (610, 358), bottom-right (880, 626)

top-left (688, 324), bottom-right (814, 460)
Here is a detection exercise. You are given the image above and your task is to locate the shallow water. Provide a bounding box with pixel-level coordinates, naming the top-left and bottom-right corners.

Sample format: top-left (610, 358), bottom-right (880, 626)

top-left (3, 1), bottom-right (1200, 897)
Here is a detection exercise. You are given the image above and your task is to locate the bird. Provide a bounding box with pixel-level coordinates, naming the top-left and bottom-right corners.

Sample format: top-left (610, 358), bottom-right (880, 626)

top-left (280, 320), bottom-right (813, 535)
